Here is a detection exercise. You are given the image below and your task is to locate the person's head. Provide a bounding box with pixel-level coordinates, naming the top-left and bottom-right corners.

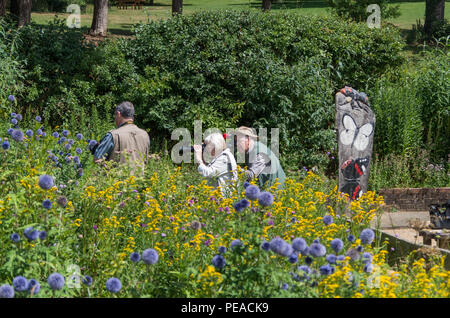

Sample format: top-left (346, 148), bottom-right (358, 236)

top-left (204, 133), bottom-right (226, 158)
top-left (114, 101), bottom-right (135, 128)
top-left (235, 126), bottom-right (257, 154)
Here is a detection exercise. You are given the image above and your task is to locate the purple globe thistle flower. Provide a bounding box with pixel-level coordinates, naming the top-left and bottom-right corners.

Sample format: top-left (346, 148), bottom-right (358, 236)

top-left (362, 252), bottom-right (372, 264)
top-left (11, 129), bottom-right (24, 142)
top-left (27, 279), bottom-right (41, 295)
top-left (11, 118), bottom-right (18, 126)
top-left (190, 221), bottom-right (201, 230)
top-left (319, 264), bottom-right (334, 276)
top-left (105, 278), bottom-right (121, 293)
top-left (76, 147), bottom-right (82, 154)
top-left (16, 114), bottom-right (22, 121)
top-left (261, 241), bottom-right (270, 251)
top-left (345, 248), bottom-right (360, 261)
top-left (309, 243), bottom-right (326, 257)
top-left (42, 132), bottom-right (47, 137)
top-left (2, 140), bottom-right (10, 150)
top-left (288, 253), bottom-right (298, 264)
top-left (269, 237), bottom-right (293, 257)
top-left (48, 273), bottom-right (65, 290)
top-left (0, 284), bottom-right (14, 298)
top-left (330, 238), bottom-right (344, 253)
top-left (7, 95), bottom-right (15, 102)
top-left (68, 138), bottom-right (74, 145)
top-left (326, 254), bottom-right (337, 264)
top-left (313, 238), bottom-right (320, 244)
top-left (36, 129), bottom-right (43, 136)
top-left (24, 227), bottom-right (39, 241)
top-left (360, 228), bottom-right (375, 245)
top-left (336, 255), bottom-right (346, 262)
top-left (38, 174), bottom-right (54, 190)
top-left (212, 255), bottom-right (226, 269)
top-left (298, 265), bottom-right (311, 275)
top-left (281, 283), bottom-right (289, 290)
top-left (10, 233), bottom-right (20, 242)
top-left (39, 231), bottom-right (47, 240)
top-left (72, 156), bottom-right (80, 164)
top-left (13, 276), bottom-right (28, 292)
top-left (76, 133), bottom-right (83, 140)
top-left (301, 246), bottom-right (310, 256)
top-left (243, 181), bottom-right (250, 189)
top-left (230, 239), bottom-right (243, 250)
top-left (356, 245), bottom-right (364, 252)
top-left (82, 275), bottom-right (93, 286)
top-left (233, 199), bottom-right (249, 212)
top-left (56, 196), bottom-right (68, 208)
top-left (35, 116), bottom-right (42, 122)
top-left (11, 112), bottom-right (16, 118)
top-left (258, 192), bottom-right (274, 207)
top-left (347, 234), bottom-right (356, 242)
top-left (88, 140), bottom-right (97, 150)
top-left (305, 256), bottom-right (313, 265)
top-left (130, 252), bottom-right (140, 262)
top-left (323, 215), bottom-right (333, 225)
top-left (7, 128), bottom-right (13, 135)
top-left (52, 132), bottom-right (59, 138)
top-left (245, 185), bottom-right (260, 201)
top-left (42, 199), bottom-right (52, 209)
top-left (363, 263), bottom-right (374, 273)
top-left (292, 237), bottom-right (307, 253)
top-left (218, 246), bottom-right (227, 254)
top-left (62, 130), bottom-right (69, 137)
top-left (64, 143), bottom-right (71, 151)
top-left (142, 248), bottom-right (159, 265)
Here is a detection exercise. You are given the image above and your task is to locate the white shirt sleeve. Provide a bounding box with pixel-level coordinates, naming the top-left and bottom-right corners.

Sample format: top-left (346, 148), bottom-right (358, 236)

top-left (197, 154), bottom-right (228, 178)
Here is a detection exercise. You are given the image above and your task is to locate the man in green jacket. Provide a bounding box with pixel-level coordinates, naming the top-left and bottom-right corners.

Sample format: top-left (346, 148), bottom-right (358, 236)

top-left (235, 126), bottom-right (286, 189)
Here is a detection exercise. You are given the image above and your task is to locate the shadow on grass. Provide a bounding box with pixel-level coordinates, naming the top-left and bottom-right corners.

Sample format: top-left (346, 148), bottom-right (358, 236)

top-left (230, 0), bottom-right (330, 9)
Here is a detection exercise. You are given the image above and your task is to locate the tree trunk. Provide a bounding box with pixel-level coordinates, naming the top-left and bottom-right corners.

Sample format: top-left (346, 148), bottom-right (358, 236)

top-left (10, 0), bottom-right (19, 17)
top-left (262, 0), bottom-right (271, 11)
top-left (424, 0), bottom-right (445, 36)
top-left (90, 0), bottom-right (108, 36)
top-left (172, 0), bottom-right (182, 15)
top-left (18, 0), bottom-right (31, 27)
top-left (9, 0), bottom-right (31, 27)
top-left (0, 0), bottom-right (8, 16)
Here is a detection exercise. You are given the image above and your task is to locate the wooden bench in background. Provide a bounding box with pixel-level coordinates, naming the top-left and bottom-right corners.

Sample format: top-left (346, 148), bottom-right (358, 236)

top-left (117, 0), bottom-right (145, 10)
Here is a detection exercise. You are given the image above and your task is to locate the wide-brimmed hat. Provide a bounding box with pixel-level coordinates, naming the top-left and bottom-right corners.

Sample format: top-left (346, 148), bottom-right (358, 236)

top-left (235, 126), bottom-right (258, 139)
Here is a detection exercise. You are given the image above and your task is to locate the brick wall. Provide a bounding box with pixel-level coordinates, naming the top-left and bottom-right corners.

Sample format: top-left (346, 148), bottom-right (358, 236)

top-left (378, 188), bottom-right (450, 211)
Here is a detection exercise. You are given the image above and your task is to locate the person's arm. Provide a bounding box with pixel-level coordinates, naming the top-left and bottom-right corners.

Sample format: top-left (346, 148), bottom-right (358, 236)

top-left (194, 145), bottom-right (228, 178)
top-left (245, 153), bottom-right (269, 180)
top-left (93, 133), bottom-right (114, 163)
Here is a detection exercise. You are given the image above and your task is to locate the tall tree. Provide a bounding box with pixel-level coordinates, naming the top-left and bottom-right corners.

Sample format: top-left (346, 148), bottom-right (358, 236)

top-left (0, 0), bottom-right (8, 16)
top-left (9, 0), bottom-right (32, 27)
top-left (424, 0), bottom-right (445, 36)
top-left (90, 0), bottom-right (108, 36)
top-left (262, 0), bottom-right (271, 11)
top-left (172, 0), bottom-right (182, 15)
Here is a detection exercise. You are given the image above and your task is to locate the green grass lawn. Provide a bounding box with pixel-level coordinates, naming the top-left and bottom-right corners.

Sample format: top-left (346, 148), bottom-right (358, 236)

top-left (30, 1), bottom-right (450, 36)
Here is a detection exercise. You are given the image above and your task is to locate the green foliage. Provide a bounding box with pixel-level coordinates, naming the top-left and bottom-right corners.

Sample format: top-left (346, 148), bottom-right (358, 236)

top-left (123, 10), bottom-right (404, 169)
top-left (367, 43), bottom-right (449, 164)
top-left (326, 0), bottom-right (400, 22)
top-left (32, 0), bottom-right (88, 13)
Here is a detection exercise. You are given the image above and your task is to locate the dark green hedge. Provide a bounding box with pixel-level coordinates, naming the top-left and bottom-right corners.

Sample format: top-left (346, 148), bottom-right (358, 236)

top-left (2, 10), bottom-right (406, 170)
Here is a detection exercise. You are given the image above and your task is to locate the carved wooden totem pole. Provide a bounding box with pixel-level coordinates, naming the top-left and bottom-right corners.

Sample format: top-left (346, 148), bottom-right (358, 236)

top-left (336, 87), bottom-right (376, 201)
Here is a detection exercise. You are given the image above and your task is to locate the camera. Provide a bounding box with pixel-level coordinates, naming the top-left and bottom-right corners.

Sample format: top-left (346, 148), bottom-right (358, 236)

top-left (178, 143), bottom-right (206, 156)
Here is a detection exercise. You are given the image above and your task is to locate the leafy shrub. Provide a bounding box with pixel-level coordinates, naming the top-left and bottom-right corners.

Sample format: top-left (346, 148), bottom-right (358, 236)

top-left (123, 10), bottom-right (404, 168)
top-left (326, 0), bottom-right (400, 22)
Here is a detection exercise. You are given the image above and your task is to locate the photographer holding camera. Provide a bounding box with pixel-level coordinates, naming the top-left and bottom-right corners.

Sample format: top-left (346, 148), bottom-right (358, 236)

top-left (92, 101), bottom-right (150, 173)
top-left (193, 133), bottom-right (238, 197)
